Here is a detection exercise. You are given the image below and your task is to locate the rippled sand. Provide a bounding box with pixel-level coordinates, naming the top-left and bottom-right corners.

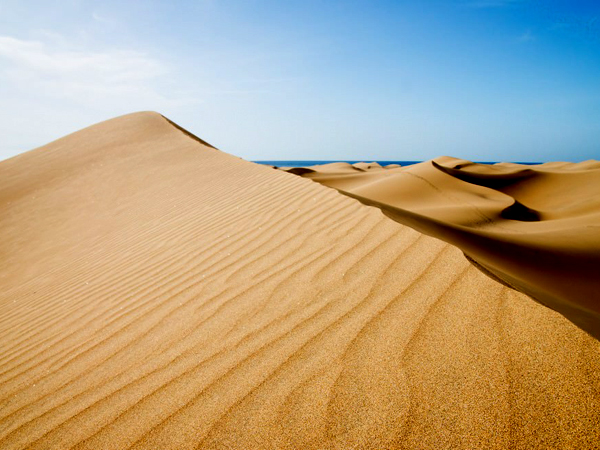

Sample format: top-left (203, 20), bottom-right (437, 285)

top-left (1, 112), bottom-right (599, 449)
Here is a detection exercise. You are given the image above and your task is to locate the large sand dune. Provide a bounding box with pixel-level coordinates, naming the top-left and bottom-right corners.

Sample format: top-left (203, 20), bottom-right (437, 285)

top-left (1, 112), bottom-right (599, 449)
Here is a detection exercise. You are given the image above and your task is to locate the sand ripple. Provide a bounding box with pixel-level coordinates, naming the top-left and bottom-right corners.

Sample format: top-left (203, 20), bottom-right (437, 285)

top-left (0, 113), bottom-right (599, 449)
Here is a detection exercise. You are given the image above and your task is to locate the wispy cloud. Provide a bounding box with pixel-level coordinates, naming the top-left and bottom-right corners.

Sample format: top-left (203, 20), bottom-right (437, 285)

top-left (518, 30), bottom-right (535, 42)
top-left (91, 11), bottom-right (115, 26)
top-left (0, 35), bottom-right (200, 109)
top-left (0, 35), bottom-right (170, 103)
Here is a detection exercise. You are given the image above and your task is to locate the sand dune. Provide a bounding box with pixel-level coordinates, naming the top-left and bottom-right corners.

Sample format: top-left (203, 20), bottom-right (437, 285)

top-left (282, 158), bottom-right (600, 340)
top-left (1, 113), bottom-right (599, 449)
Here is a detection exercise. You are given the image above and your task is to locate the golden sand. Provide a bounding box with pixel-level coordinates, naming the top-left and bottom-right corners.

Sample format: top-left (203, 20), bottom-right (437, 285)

top-left (282, 158), bottom-right (600, 339)
top-left (1, 112), bottom-right (599, 449)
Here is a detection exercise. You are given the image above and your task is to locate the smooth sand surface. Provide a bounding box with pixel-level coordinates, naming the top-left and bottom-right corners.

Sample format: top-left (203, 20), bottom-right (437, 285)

top-left (282, 158), bottom-right (600, 340)
top-left (1, 113), bottom-right (599, 449)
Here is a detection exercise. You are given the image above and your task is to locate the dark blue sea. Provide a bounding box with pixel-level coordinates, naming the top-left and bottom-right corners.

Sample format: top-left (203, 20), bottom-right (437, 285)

top-left (253, 160), bottom-right (542, 167)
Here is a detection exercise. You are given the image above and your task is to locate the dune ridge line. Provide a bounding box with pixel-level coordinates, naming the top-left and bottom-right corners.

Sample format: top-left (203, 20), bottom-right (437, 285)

top-left (0, 112), bottom-right (599, 449)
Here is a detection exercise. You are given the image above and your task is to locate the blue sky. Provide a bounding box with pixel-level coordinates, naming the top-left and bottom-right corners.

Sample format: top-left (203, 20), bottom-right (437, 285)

top-left (0, 0), bottom-right (599, 162)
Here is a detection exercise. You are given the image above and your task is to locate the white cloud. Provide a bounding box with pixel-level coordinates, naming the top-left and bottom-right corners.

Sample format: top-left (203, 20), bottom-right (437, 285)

top-left (0, 35), bottom-right (169, 103)
top-left (0, 33), bottom-right (203, 160)
top-left (91, 11), bottom-right (115, 26)
top-left (518, 30), bottom-right (535, 41)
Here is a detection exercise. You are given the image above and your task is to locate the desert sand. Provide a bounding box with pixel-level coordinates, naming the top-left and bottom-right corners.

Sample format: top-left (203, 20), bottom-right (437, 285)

top-left (280, 159), bottom-right (600, 340)
top-left (0, 112), bottom-right (599, 449)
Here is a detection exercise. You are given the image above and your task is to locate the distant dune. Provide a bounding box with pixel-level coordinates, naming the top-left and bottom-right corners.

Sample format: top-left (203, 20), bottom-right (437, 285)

top-left (281, 158), bottom-right (600, 340)
top-left (1, 112), bottom-right (599, 449)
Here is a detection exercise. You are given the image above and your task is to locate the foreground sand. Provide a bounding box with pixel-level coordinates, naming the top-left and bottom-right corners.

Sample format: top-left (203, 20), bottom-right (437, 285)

top-left (0, 112), bottom-right (599, 449)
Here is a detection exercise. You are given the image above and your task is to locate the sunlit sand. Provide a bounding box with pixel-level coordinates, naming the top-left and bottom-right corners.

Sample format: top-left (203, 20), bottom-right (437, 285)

top-left (1, 112), bottom-right (598, 449)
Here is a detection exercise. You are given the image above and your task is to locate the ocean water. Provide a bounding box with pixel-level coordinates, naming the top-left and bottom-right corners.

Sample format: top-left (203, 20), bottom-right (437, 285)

top-left (253, 160), bottom-right (421, 166)
top-left (253, 160), bottom-right (542, 167)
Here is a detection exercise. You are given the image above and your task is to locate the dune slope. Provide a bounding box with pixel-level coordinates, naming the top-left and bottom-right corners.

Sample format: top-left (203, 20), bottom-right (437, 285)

top-left (1, 114), bottom-right (599, 449)
top-left (282, 158), bottom-right (600, 339)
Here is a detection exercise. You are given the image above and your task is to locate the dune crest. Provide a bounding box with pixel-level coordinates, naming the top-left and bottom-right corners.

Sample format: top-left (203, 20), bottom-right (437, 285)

top-left (282, 157), bottom-right (600, 338)
top-left (1, 114), bottom-right (599, 449)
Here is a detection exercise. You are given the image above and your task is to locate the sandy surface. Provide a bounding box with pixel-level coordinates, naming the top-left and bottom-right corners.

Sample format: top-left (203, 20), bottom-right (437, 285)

top-left (1, 112), bottom-right (599, 449)
top-left (281, 159), bottom-right (600, 339)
